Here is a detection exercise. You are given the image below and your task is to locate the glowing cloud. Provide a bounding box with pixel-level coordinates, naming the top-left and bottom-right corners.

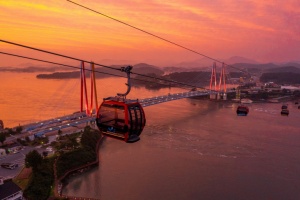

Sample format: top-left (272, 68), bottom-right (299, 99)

top-left (0, 0), bottom-right (299, 66)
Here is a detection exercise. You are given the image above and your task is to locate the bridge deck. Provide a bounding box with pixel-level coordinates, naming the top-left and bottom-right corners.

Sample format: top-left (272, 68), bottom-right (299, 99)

top-left (140, 90), bottom-right (212, 107)
top-left (17, 90), bottom-right (232, 137)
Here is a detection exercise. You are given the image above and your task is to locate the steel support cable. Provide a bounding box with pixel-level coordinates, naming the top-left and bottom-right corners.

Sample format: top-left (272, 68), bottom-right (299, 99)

top-left (0, 39), bottom-right (213, 91)
top-left (1, 39), bottom-right (222, 87)
top-left (66, 0), bottom-right (251, 75)
top-left (0, 51), bottom-right (195, 91)
top-left (36, 77), bottom-right (72, 119)
top-left (40, 68), bottom-right (78, 117)
top-left (66, 0), bottom-right (218, 62)
top-left (0, 51), bottom-right (123, 77)
top-left (0, 39), bottom-right (119, 71)
top-left (50, 75), bottom-right (79, 116)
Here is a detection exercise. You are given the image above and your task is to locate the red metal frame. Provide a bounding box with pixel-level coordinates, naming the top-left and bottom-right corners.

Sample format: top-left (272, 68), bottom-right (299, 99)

top-left (210, 62), bottom-right (217, 91)
top-left (96, 100), bottom-right (145, 142)
top-left (80, 61), bottom-right (97, 116)
top-left (210, 62), bottom-right (227, 92)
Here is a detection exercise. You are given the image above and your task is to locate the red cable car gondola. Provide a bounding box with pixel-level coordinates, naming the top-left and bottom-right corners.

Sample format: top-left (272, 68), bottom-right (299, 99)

top-left (96, 98), bottom-right (145, 142)
top-left (96, 66), bottom-right (146, 143)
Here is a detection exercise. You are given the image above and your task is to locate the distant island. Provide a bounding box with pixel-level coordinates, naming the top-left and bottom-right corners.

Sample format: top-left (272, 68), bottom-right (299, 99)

top-left (1, 57), bottom-right (297, 88)
top-left (34, 62), bottom-right (300, 90)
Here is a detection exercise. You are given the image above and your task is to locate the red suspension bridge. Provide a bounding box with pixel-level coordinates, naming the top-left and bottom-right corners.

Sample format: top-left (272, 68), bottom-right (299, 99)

top-left (10, 59), bottom-right (232, 142)
top-left (0, 39), bottom-right (235, 142)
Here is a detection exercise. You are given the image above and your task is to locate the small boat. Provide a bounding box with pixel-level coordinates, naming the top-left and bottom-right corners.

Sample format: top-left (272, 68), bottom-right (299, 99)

top-left (281, 104), bottom-right (288, 109)
top-left (281, 109), bottom-right (289, 116)
top-left (232, 98), bottom-right (242, 103)
top-left (268, 99), bottom-right (279, 103)
top-left (240, 98), bottom-right (253, 104)
top-left (236, 105), bottom-right (249, 116)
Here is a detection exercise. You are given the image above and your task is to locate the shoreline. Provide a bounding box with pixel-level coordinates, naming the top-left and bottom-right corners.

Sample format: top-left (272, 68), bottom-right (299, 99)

top-left (54, 132), bottom-right (104, 199)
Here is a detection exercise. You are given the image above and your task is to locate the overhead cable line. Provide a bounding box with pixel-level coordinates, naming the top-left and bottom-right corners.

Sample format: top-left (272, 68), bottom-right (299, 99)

top-left (0, 39), bottom-right (119, 71)
top-left (0, 39), bottom-right (211, 91)
top-left (66, 0), bottom-right (250, 74)
top-left (0, 51), bottom-right (202, 91)
top-left (66, 0), bottom-right (218, 63)
top-left (131, 71), bottom-right (208, 90)
top-left (0, 51), bottom-right (121, 77)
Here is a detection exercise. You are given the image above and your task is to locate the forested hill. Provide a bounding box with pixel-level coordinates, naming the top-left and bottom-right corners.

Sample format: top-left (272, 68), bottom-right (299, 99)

top-left (259, 66), bottom-right (300, 84)
top-left (27, 61), bottom-right (300, 85)
top-left (260, 72), bottom-right (300, 84)
top-left (36, 63), bottom-right (164, 79)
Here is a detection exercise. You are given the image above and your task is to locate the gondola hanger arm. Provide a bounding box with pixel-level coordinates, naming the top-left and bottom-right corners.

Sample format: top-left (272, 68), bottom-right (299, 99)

top-left (117, 66), bottom-right (133, 98)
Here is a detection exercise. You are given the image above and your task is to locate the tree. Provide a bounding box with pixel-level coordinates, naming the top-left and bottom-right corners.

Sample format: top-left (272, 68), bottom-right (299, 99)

top-left (7, 128), bottom-right (14, 135)
top-left (25, 150), bottom-right (43, 170)
top-left (25, 136), bottom-right (30, 143)
top-left (16, 125), bottom-right (23, 133)
top-left (0, 132), bottom-right (6, 145)
top-left (81, 126), bottom-right (100, 151)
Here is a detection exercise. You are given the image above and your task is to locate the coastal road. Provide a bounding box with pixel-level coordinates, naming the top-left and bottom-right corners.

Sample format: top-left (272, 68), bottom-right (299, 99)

top-left (0, 146), bottom-right (44, 180)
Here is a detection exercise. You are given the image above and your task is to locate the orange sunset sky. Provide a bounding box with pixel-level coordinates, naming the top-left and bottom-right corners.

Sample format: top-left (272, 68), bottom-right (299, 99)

top-left (1, 0), bottom-right (300, 67)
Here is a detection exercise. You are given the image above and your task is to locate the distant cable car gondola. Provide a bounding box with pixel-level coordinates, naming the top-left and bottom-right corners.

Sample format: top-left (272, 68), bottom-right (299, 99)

top-left (96, 66), bottom-right (146, 143)
top-left (236, 104), bottom-right (249, 116)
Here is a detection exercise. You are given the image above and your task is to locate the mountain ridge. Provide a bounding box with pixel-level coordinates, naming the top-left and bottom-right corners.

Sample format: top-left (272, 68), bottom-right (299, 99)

top-left (2, 56), bottom-right (300, 75)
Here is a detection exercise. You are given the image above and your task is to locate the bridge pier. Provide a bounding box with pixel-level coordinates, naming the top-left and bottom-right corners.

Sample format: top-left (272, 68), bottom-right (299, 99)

top-left (209, 93), bottom-right (227, 100)
top-left (210, 93), bottom-right (218, 100)
top-left (222, 93), bottom-right (227, 100)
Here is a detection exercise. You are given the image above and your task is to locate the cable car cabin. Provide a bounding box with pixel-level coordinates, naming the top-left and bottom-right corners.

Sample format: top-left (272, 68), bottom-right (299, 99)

top-left (96, 99), bottom-right (146, 143)
top-left (236, 105), bottom-right (249, 116)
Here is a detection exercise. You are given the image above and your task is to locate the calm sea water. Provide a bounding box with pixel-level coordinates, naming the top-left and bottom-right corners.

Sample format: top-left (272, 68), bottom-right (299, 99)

top-left (0, 72), bottom-right (185, 127)
top-left (2, 72), bottom-right (300, 200)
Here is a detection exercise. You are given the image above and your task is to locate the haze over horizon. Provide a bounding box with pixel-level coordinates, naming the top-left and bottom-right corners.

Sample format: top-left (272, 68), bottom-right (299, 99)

top-left (1, 0), bottom-right (300, 67)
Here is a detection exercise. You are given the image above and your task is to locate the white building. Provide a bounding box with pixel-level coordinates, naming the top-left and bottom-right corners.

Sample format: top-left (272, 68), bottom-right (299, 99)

top-left (281, 85), bottom-right (300, 91)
